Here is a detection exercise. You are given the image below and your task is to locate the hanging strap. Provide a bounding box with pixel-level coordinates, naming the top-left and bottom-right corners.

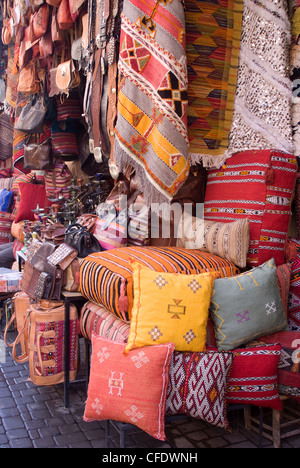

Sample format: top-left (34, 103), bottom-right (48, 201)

top-left (90, 0), bottom-right (111, 161)
top-left (11, 311), bottom-right (30, 364)
top-left (106, 0), bottom-right (118, 160)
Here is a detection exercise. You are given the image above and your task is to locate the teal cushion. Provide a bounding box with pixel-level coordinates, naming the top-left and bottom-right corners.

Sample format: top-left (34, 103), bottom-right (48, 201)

top-left (209, 258), bottom-right (288, 351)
top-left (0, 188), bottom-right (14, 212)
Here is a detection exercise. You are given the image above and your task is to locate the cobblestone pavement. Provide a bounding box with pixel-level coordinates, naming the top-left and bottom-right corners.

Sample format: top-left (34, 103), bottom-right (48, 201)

top-left (0, 331), bottom-right (300, 450)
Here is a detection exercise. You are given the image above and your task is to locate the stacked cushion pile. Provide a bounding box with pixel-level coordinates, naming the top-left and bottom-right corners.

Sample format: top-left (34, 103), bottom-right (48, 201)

top-left (80, 149), bottom-right (299, 440)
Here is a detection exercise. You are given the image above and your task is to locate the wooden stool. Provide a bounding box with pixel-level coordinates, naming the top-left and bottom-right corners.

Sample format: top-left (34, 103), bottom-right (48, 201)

top-left (244, 397), bottom-right (300, 448)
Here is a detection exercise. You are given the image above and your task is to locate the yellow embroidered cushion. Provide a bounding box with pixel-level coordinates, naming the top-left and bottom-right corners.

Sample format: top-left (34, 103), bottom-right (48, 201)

top-left (125, 264), bottom-right (215, 354)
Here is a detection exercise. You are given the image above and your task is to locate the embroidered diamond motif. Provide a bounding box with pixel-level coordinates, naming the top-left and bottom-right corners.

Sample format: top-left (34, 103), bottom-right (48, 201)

top-left (91, 398), bottom-right (103, 416)
top-left (149, 325), bottom-right (163, 341)
top-left (188, 279), bottom-right (202, 294)
top-left (120, 35), bottom-right (151, 72)
top-left (125, 404), bottom-right (143, 423)
top-left (183, 329), bottom-right (196, 344)
top-left (97, 346), bottom-right (110, 363)
top-left (153, 274), bottom-right (168, 289)
top-left (131, 351), bottom-right (150, 368)
top-left (265, 301), bottom-right (277, 315)
top-left (108, 371), bottom-right (124, 396)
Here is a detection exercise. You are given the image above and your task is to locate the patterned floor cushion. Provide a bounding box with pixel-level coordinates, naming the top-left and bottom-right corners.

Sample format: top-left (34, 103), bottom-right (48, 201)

top-left (79, 301), bottom-right (130, 342)
top-left (204, 150), bottom-right (297, 267)
top-left (258, 331), bottom-right (300, 402)
top-left (79, 246), bottom-right (239, 321)
top-left (287, 238), bottom-right (300, 331)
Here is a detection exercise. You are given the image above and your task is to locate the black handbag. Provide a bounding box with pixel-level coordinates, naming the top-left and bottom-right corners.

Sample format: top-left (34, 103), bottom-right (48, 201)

top-left (64, 223), bottom-right (102, 257)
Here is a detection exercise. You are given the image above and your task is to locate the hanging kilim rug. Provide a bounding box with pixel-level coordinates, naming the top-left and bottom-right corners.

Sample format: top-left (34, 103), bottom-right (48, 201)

top-left (186, 0), bottom-right (243, 168)
top-left (113, 0), bottom-right (190, 205)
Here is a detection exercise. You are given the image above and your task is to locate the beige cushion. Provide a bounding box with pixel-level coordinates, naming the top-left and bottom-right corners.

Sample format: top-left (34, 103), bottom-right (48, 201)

top-left (176, 214), bottom-right (250, 268)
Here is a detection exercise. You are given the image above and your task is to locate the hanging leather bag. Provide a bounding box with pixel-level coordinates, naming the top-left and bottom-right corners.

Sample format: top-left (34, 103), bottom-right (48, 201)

top-left (30, 3), bottom-right (49, 41)
top-left (57, 0), bottom-right (74, 30)
top-left (17, 58), bottom-right (40, 96)
top-left (23, 132), bottom-right (53, 170)
top-left (55, 59), bottom-right (80, 97)
top-left (15, 93), bottom-right (47, 134)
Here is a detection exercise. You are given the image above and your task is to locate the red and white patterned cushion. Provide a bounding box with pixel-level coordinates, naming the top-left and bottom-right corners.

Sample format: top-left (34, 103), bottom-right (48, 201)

top-left (225, 344), bottom-right (282, 410)
top-left (0, 211), bottom-right (14, 245)
top-left (259, 331), bottom-right (300, 402)
top-left (166, 351), bottom-right (233, 429)
top-left (204, 150), bottom-right (297, 267)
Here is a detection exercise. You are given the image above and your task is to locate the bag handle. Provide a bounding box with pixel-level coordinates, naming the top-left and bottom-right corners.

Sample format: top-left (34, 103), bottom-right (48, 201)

top-left (34, 330), bottom-right (56, 376)
top-left (11, 312), bottom-right (30, 364)
top-left (3, 311), bottom-right (16, 348)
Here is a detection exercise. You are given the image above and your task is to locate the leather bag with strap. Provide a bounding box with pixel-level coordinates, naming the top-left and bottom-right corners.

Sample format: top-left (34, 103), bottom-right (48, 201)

top-left (64, 223), bottom-right (102, 257)
top-left (17, 58), bottom-right (40, 96)
top-left (13, 301), bottom-right (79, 385)
top-left (23, 132), bottom-right (53, 170)
top-left (4, 292), bottom-right (31, 364)
top-left (15, 93), bottom-right (47, 134)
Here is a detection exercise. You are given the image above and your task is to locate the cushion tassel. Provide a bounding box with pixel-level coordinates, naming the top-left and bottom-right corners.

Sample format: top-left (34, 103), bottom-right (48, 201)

top-left (118, 278), bottom-right (128, 321)
top-left (285, 238), bottom-right (298, 260)
top-left (265, 164), bottom-right (275, 185)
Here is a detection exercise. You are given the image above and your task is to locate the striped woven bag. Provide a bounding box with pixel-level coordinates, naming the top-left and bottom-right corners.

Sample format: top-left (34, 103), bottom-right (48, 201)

top-left (50, 120), bottom-right (79, 161)
top-left (44, 159), bottom-right (73, 199)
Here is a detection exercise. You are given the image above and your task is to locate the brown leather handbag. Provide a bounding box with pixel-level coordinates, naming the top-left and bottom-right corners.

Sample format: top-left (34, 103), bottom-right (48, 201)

top-left (57, 0), bottom-right (74, 30)
top-left (39, 29), bottom-right (53, 58)
top-left (31, 4), bottom-right (49, 41)
top-left (56, 59), bottom-right (80, 97)
top-left (47, 242), bottom-right (78, 270)
top-left (17, 58), bottom-right (40, 96)
top-left (23, 133), bottom-right (53, 170)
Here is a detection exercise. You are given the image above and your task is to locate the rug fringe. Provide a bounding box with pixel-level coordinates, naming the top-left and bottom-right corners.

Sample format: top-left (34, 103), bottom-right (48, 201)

top-left (113, 139), bottom-right (173, 215)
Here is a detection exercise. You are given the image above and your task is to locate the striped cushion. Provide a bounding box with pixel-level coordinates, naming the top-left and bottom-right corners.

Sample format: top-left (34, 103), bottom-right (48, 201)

top-left (0, 211), bottom-right (14, 244)
top-left (79, 246), bottom-right (239, 321)
top-left (204, 150), bottom-right (297, 267)
top-left (79, 301), bottom-right (130, 342)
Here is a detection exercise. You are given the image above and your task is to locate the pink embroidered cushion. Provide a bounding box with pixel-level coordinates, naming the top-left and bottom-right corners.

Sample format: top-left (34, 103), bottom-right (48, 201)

top-left (83, 334), bottom-right (175, 440)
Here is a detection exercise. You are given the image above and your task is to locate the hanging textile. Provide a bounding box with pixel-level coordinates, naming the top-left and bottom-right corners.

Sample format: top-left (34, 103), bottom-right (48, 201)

top-left (186, 0), bottom-right (243, 169)
top-left (113, 0), bottom-right (190, 206)
top-left (227, 0), bottom-right (294, 162)
top-left (290, 2), bottom-right (300, 160)
top-left (5, 42), bottom-right (18, 114)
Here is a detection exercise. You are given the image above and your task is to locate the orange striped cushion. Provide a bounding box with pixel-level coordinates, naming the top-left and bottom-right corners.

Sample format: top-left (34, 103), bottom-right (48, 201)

top-left (79, 246), bottom-right (239, 321)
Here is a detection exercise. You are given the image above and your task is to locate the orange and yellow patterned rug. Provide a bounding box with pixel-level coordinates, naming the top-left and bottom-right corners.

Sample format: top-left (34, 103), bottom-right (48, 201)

top-left (186, 0), bottom-right (243, 168)
top-left (114, 0), bottom-right (190, 205)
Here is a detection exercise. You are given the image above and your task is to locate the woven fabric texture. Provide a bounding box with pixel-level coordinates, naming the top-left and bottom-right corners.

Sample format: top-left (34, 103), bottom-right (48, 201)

top-left (259, 331), bottom-right (300, 402)
top-left (125, 264), bottom-right (215, 354)
top-left (225, 343), bottom-right (282, 410)
top-left (177, 215), bottom-right (250, 268)
top-left (114, 0), bottom-right (190, 205)
top-left (84, 335), bottom-right (175, 440)
top-left (79, 246), bottom-right (239, 321)
top-left (79, 301), bottom-right (130, 342)
top-left (204, 149), bottom-right (297, 267)
top-left (166, 350), bottom-right (233, 429)
top-left (210, 258), bottom-right (288, 351)
top-left (186, 0), bottom-right (243, 168)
